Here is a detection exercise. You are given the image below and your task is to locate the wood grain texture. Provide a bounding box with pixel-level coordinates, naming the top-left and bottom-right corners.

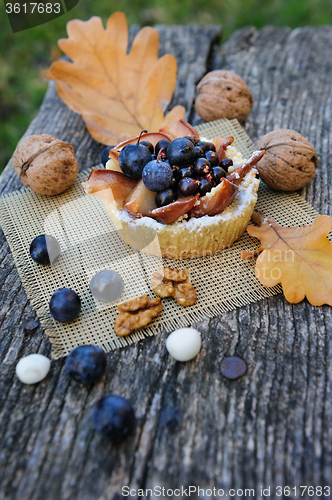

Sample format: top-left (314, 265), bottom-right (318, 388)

top-left (1, 23), bottom-right (332, 500)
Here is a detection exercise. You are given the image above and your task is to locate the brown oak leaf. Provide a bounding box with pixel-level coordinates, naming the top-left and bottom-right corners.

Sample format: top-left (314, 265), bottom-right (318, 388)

top-left (45, 12), bottom-right (186, 145)
top-left (241, 211), bottom-right (332, 306)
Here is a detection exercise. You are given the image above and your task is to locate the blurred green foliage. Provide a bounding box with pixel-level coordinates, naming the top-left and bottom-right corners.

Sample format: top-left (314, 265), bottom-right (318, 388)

top-left (1, 0), bottom-right (332, 172)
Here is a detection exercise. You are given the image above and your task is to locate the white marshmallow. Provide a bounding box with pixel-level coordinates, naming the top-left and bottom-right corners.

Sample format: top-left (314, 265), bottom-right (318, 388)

top-left (16, 354), bottom-right (51, 384)
top-left (166, 328), bottom-right (201, 362)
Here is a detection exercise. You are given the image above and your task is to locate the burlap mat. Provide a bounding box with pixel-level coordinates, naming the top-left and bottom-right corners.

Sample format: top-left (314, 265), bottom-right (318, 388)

top-left (0, 119), bottom-right (320, 359)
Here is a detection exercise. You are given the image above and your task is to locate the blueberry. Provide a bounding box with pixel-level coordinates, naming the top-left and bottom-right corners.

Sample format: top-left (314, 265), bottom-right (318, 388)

top-left (175, 166), bottom-right (193, 180)
top-left (166, 138), bottom-right (196, 167)
top-left (205, 150), bottom-right (219, 167)
top-left (92, 394), bottom-right (136, 442)
top-left (198, 178), bottom-right (213, 196)
top-left (192, 158), bottom-right (211, 177)
top-left (101, 146), bottom-right (115, 166)
top-left (178, 177), bottom-right (200, 196)
top-left (90, 270), bottom-right (124, 303)
top-left (49, 288), bottom-right (81, 322)
top-left (155, 139), bottom-right (170, 156)
top-left (30, 234), bottom-right (61, 266)
top-left (140, 140), bottom-right (154, 154)
top-left (142, 160), bottom-right (173, 192)
top-left (155, 188), bottom-right (177, 207)
top-left (206, 141), bottom-right (216, 152)
top-left (211, 166), bottom-right (226, 184)
top-left (195, 145), bottom-right (204, 158)
top-left (197, 141), bottom-right (210, 153)
top-left (220, 157), bottom-right (233, 172)
top-left (66, 345), bottom-right (107, 384)
top-left (119, 144), bottom-right (152, 179)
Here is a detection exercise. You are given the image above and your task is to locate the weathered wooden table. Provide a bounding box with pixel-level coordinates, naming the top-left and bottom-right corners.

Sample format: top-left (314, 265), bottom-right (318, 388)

top-left (1, 23), bottom-right (332, 500)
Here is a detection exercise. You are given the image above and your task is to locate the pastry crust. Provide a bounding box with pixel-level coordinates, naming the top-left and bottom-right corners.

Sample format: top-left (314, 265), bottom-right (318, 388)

top-left (103, 168), bottom-right (259, 259)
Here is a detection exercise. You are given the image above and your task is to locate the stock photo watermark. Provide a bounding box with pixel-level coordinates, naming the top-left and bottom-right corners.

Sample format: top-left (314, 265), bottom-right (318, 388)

top-left (4, 0), bottom-right (79, 33)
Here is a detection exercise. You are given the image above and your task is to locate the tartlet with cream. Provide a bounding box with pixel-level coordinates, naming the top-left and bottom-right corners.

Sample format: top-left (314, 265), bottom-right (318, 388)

top-left (83, 120), bottom-right (263, 259)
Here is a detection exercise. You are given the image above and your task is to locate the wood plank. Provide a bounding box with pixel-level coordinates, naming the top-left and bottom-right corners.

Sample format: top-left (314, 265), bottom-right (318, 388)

top-left (0, 24), bottom-right (223, 500)
top-left (1, 23), bottom-right (332, 499)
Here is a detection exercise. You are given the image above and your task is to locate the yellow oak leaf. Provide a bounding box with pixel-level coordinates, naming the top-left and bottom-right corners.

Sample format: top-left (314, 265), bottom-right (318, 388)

top-left (241, 211), bottom-right (332, 306)
top-left (45, 12), bottom-right (186, 145)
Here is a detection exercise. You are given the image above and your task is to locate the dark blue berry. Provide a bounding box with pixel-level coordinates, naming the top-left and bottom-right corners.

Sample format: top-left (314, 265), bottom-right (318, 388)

top-left (155, 188), bottom-right (177, 207)
top-left (30, 235), bottom-right (61, 265)
top-left (176, 166), bottom-right (193, 179)
top-left (151, 154), bottom-right (157, 161)
top-left (142, 160), bottom-right (173, 192)
top-left (220, 158), bottom-right (233, 172)
top-left (198, 178), bottom-right (213, 196)
top-left (211, 166), bottom-right (226, 184)
top-left (166, 138), bottom-right (196, 166)
top-left (49, 288), bottom-right (81, 323)
top-left (65, 345), bottom-right (107, 384)
top-left (140, 140), bottom-right (154, 154)
top-left (119, 144), bottom-right (152, 179)
top-left (195, 146), bottom-right (204, 158)
top-left (197, 141), bottom-right (210, 153)
top-left (101, 146), bottom-right (115, 166)
top-left (178, 177), bottom-right (200, 196)
top-left (193, 157), bottom-right (211, 177)
top-left (155, 139), bottom-right (170, 156)
top-left (183, 135), bottom-right (198, 145)
top-left (206, 141), bottom-right (216, 152)
top-left (205, 150), bottom-right (219, 167)
top-left (92, 394), bottom-right (136, 442)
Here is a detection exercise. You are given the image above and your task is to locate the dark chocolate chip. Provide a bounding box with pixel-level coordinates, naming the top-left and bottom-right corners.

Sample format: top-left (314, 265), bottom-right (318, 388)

top-left (25, 321), bottom-right (39, 334)
top-left (220, 356), bottom-right (247, 380)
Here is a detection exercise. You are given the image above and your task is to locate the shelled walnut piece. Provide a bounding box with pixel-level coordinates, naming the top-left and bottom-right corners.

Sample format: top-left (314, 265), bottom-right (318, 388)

top-left (114, 295), bottom-right (163, 337)
top-left (151, 268), bottom-right (197, 306)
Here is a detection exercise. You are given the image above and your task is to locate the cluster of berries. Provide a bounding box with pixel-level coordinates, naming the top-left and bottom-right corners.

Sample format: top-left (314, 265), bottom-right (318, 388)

top-left (115, 135), bottom-right (234, 208)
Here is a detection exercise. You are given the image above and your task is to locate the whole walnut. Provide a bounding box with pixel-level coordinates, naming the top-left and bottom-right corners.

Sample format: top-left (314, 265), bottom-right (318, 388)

top-left (256, 129), bottom-right (318, 191)
top-left (195, 70), bottom-right (253, 123)
top-left (13, 134), bottom-right (78, 196)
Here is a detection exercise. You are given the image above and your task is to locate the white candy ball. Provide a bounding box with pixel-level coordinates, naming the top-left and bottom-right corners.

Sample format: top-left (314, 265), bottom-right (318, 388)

top-left (16, 354), bottom-right (51, 384)
top-left (166, 327), bottom-right (201, 362)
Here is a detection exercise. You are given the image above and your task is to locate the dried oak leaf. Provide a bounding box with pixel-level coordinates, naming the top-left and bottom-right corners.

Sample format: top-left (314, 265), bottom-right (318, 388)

top-left (45, 12), bottom-right (185, 145)
top-left (241, 211), bottom-right (332, 306)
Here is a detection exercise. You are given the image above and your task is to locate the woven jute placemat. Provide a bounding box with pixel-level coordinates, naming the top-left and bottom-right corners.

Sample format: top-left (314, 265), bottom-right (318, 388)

top-left (0, 119), bottom-right (320, 359)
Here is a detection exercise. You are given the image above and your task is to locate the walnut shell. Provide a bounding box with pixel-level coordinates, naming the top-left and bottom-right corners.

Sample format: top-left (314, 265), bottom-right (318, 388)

top-left (256, 129), bottom-right (318, 191)
top-left (12, 134), bottom-right (78, 196)
top-left (195, 70), bottom-right (253, 123)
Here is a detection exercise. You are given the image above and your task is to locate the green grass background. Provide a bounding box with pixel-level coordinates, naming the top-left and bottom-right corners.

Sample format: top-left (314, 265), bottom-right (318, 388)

top-left (1, 0), bottom-right (332, 173)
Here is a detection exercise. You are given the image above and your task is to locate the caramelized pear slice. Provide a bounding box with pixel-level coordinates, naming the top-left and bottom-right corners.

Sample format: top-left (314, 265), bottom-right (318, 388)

top-left (226, 150), bottom-right (265, 185)
top-left (124, 179), bottom-right (157, 217)
top-left (212, 136), bottom-right (234, 163)
top-left (189, 178), bottom-right (238, 217)
top-left (105, 149), bottom-right (122, 172)
top-left (151, 194), bottom-right (199, 224)
top-left (83, 169), bottom-right (138, 210)
top-left (159, 119), bottom-right (200, 139)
